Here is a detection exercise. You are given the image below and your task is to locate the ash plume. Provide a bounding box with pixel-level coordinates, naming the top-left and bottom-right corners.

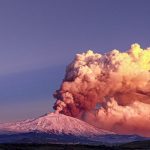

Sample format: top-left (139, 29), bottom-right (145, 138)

top-left (53, 44), bottom-right (150, 137)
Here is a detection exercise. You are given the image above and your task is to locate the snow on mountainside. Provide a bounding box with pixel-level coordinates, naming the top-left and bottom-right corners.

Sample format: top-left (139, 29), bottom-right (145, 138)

top-left (0, 113), bottom-right (148, 144)
top-left (0, 113), bottom-right (112, 136)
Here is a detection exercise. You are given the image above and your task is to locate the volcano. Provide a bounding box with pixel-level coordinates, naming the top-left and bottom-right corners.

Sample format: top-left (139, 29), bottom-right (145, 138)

top-left (0, 113), bottom-right (147, 144)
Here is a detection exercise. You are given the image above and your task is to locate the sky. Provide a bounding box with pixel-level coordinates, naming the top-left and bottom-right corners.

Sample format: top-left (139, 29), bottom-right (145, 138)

top-left (0, 0), bottom-right (150, 122)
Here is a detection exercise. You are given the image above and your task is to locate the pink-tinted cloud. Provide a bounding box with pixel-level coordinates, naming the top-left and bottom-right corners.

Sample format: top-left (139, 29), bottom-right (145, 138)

top-left (53, 44), bottom-right (150, 137)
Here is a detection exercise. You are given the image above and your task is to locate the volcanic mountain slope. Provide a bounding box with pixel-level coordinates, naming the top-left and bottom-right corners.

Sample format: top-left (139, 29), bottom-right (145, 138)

top-left (0, 113), bottom-right (148, 144)
top-left (0, 113), bottom-right (111, 136)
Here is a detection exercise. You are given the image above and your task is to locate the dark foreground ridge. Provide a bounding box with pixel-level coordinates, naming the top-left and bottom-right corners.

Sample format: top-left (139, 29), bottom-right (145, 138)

top-left (120, 140), bottom-right (150, 149)
top-left (0, 144), bottom-right (112, 150)
top-left (0, 141), bottom-right (150, 150)
top-left (0, 131), bottom-right (148, 145)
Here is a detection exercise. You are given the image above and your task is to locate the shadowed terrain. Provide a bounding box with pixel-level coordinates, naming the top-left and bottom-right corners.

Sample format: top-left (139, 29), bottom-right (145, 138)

top-left (0, 141), bottom-right (150, 150)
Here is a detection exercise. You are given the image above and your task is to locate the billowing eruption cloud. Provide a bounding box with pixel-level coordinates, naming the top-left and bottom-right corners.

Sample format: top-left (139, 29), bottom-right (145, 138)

top-left (53, 44), bottom-right (150, 137)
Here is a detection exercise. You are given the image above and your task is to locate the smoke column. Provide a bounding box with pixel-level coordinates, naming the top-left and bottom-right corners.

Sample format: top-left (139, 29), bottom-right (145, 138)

top-left (53, 44), bottom-right (150, 137)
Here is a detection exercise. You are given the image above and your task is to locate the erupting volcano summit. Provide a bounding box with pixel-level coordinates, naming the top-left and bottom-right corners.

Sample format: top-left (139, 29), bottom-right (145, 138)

top-left (53, 44), bottom-right (150, 137)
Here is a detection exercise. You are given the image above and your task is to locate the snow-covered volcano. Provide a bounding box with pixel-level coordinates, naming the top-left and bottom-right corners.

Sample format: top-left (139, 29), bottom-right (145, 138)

top-left (0, 113), bottom-right (111, 136)
top-left (0, 113), bottom-right (148, 144)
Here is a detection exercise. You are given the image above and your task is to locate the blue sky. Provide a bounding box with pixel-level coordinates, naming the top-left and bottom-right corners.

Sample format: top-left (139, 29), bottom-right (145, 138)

top-left (0, 0), bottom-right (150, 122)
